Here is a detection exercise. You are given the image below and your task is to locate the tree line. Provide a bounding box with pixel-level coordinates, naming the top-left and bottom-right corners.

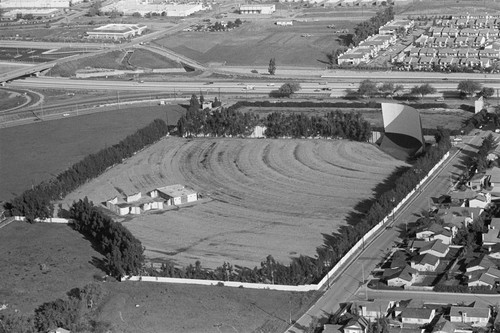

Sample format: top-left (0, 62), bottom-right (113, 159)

top-left (4, 119), bottom-right (169, 222)
top-left (352, 6), bottom-right (394, 45)
top-left (264, 111), bottom-right (372, 141)
top-left (177, 95), bottom-right (372, 141)
top-left (70, 197), bottom-right (144, 279)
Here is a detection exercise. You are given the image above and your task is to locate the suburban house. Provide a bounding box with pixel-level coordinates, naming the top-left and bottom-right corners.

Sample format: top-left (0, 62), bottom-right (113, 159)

top-left (410, 253), bottom-right (440, 272)
top-left (465, 255), bottom-right (495, 273)
top-left (440, 207), bottom-right (481, 228)
top-left (488, 243), bottom-right (500, 258)
top-left (483, 228), bottom-right (500, 247)
top-left (415, 224), bottom-right (456, 245)
top-left (343, 316), bottom-right (370, 333)
top-left (419, 240), bottom-right (449, 258)
top-left (386, 266), bottom-right (418, 287)
top-left (467, 267), bottom-right (500, 287)
top-left (466, 172), bottom-right (489, 191)
top-left (449, 304), bottom-right (491, 326)
top-left (359, 300), bottom-right (395, 320)
top-left (432, 318), bottom-right (457, 333)
top-left (401, 308), bottom-right (436, 326)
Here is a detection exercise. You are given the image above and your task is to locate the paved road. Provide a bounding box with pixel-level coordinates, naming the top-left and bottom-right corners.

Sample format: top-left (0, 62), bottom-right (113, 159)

top-left (286, 134), bottom-right (485, 332)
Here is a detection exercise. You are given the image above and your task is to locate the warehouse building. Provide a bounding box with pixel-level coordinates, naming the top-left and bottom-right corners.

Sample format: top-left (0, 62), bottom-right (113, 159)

top-left (239, 4), bottom-right (275, 14)
top-left (0, 0), bottom-right (83, 8)
top-left (86, 23), bottom-right (147, 40)
top-left (101, 0), bottom-right (204, 17)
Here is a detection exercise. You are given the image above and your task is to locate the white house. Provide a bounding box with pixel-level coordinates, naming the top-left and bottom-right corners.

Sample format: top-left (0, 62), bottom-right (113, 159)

top-left (386, 266), bottom-right (418, 287)
top-left (150, 184), bottom-right (198, 206)
top-left (359, 300), bottom-right (394, 320)
top-left (450, 305), bottom-right (491, 326)
top-left (419, 240), bottom-right (449, 258)
top-left (401, 308), bottom-right (436, 326)
top-left (410, 253), bottom-right (440, 272)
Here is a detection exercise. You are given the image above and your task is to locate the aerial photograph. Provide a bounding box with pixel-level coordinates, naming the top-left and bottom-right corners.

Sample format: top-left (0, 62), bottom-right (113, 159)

top-left (1, 0), bottom-right (500, 331)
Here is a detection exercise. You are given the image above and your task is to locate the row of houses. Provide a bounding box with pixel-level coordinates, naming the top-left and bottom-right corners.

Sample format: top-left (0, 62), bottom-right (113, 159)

top-left (105, 184), bottom-right (199, 216)
top-left (408, 45), bottom-right (500, 58)
top-left (416, 35), bottom-right (500, 48)
top-left (400, 56), bottom-right (492, 70)
top-left (324, 300), bottom-right (493, 333)
top-left (437, 15), bottom-right (500, 29)
top-left (338, 34), bottom-right (398, 65)
top-left (429, 26), bottom-right (500, 39)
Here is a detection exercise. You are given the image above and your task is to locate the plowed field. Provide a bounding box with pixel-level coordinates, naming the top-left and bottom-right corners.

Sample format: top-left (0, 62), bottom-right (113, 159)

top-left (63, 137), bottom-right (406, 269)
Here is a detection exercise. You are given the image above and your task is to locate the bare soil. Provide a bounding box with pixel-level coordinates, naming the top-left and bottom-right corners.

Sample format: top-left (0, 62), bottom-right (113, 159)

top-left (62, 137), bottom-right (406, 269)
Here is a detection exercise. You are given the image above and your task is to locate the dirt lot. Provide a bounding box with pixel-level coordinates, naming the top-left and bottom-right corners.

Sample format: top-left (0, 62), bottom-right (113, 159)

top-left (154, 18), bottom-right (359, 67)
top-left (0, 221), bottom-right (105, 314)
top-left (61, 137), bottom-right (406, 269)
top-left (0, 105), bottom-right (185, 202)
top-left (98, 282), bottom-right (320, 333)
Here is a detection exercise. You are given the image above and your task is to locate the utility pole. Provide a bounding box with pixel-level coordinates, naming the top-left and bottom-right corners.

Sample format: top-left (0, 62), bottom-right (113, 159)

top-left (117, 91), bottom-right (120, 109)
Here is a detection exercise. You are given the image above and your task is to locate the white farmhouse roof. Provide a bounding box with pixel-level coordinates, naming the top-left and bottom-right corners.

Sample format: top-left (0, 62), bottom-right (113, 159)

top-left (156, 184), bottom-right (196, 198)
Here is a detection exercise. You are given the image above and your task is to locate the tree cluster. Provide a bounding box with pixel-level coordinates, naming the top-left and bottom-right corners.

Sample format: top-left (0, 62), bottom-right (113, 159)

top-left (177, 101), bottom-right (260, 138)
top-left (5, 119), bottom-right (169, 222)
top-left (177, 97), bottom-right (372, 142)
top-left (264, 111), bottom-right (372, 141)
top-left (70, 197), bottom-right (144, 279)
top-left (353, 7), bottom-right (394, 45)
top-left (0, 283), bottom-right (111, 333)
top-left (269, 82), bottom-right (301, 98)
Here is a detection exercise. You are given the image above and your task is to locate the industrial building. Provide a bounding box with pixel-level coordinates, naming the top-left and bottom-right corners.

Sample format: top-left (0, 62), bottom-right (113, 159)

top-left (101, 0), bottom-right (204, 17)
top-left (86, 24), bottom-right (147, 40)
top-left (239, 4), bottom-right (275, 14)
top-left (0, 0), bottom-right (83, 9)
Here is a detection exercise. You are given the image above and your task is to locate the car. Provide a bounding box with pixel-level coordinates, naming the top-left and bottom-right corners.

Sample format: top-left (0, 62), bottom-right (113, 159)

top-left (205, 81), bottom-right (214, 85)
top-left (237, 83), bottom-right (245, 85)
top-left (314, 89), bottom-right (321, 92)
top-left (63, 113), bottom-right (70, 117)
top-left (442, 78), bottom-right (448, 80)
top-left (139, 80), bottom-right (144, 83)
top-left (385, 225), bottom-right (393, 229)
top-left (435, 97), bottom-right (445, 102)
top-left (267, 83), bottom-right (275, 86)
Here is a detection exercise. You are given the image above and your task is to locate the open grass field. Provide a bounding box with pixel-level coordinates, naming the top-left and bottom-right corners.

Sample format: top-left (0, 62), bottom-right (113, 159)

top-left (395, 0), bottom-right (500, 16)
top-left (154, 19), bottom-right (359, 67)
top-left (0, 221), bottom-right (105, 314)
top-left (49, 48), bottom-right (181, 77)
top-left (61, 137), bottom-right (406, 269)
top-left (0, 88), bottom-right (27, 111)
top-left (97, 281), bottom-right (319, 333)
top-left (238, 105), bottom-right (471, 130)
top-left (0, 104), bottom-right (185, 202)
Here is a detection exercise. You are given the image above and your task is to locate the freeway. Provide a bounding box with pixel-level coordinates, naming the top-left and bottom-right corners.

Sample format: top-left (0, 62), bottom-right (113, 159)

top-left (7, 77), bottom-right (500, 96)
top-left (286, 133), bottom-right (485, 332)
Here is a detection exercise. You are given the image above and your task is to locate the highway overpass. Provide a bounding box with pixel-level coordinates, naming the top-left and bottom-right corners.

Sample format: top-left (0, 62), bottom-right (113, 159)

top-left (0, 62), bottom-right (56, 85)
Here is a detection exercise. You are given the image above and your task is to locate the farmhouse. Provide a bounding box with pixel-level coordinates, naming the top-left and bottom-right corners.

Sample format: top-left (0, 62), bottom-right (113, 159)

top-left (86, 24), bottom-right (147, 40)
top-left (239, 4), bottom-right (275, 14)
top-left (149, 184), bottom-right (198, 206)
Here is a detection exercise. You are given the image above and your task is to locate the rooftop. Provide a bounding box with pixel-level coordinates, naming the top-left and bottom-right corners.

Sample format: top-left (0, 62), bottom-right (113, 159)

top-left (156, 184), bottom-right (197, 198)
top-left (450, 306), bottom-right (490, 318)
top-left (401, 308), bottom-right (434, 319)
